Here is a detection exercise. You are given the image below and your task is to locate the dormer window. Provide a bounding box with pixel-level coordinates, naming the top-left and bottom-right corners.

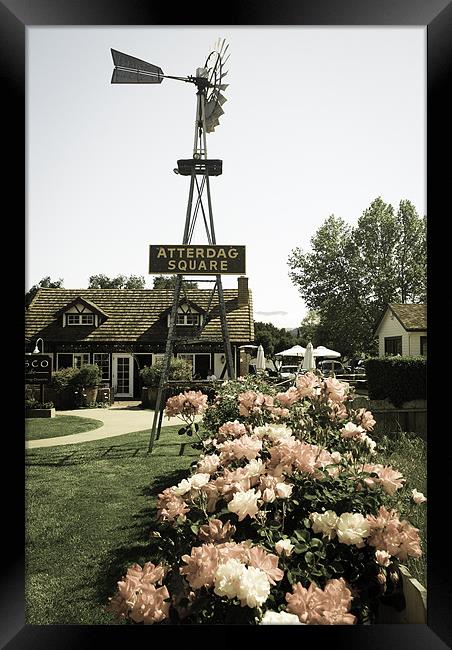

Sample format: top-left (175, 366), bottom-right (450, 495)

top-left (176, 312), bottom-right (200, 326)
top-left (167, 301), bottom-right (204, 327)
top-left (67, 313), bottom-right (94, 325)
top-left (55, 296), bottom-right (109, 329)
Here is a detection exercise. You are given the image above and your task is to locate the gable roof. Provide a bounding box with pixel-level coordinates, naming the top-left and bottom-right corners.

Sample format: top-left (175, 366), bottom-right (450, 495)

top-left (25, 287), bottom-right (254, 344)
top-left (374, 303), bottom-right (427, 335)
top-left (53, 295), bottom-right (110, 319)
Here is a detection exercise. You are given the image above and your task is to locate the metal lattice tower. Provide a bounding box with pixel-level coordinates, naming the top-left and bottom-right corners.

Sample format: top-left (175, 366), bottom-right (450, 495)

top-left (110, 39), bottom-right (235, 452)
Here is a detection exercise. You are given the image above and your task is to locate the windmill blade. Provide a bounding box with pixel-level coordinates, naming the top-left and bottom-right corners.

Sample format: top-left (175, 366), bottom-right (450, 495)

top-left (111, 48), bottom-right (163, 84)
top-left (218, 38), bottom-right (227, 56)
top-left (218, 84), bottom-right (229, 91)
top-left (211, 105), bottom-right (224, 119)
top-left (222, 53), bottom-right (230, 68)
top-left (216, 92), bottom-right (227, 106)
top-left (206, 117), bottom-right (220, 133)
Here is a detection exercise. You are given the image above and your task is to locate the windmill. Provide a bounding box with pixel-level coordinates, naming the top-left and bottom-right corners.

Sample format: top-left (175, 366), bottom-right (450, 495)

top-left (110, 39), bottom-right (239, 452)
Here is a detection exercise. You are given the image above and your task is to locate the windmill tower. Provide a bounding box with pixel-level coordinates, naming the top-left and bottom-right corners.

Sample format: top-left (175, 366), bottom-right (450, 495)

top-left (110, 39), bottom-right (243, 452)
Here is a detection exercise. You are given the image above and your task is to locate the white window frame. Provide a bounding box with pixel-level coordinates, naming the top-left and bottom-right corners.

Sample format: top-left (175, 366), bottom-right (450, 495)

top-left (92, 353), bottom-right (110, 380)
top-left (66, 313), bottom-right (94, 326)
top-left (56, 353), bottom-right (90, 370)
top-left (167, 303), bottom-right (203, 327)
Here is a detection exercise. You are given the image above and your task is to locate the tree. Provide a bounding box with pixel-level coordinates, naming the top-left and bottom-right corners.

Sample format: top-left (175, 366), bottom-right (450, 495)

top-left (254, 321), bottom-right (300, 357)
top-left (152, 276), bottom-right (198, 289)
top-left (26, 276), bottom-right (64, 308)
top-left (296, 310), bottom-right (321, 347)
top-left (288, 198), bottom-right (426, 357)
top-left (88, 274), bottom-right (146, 289)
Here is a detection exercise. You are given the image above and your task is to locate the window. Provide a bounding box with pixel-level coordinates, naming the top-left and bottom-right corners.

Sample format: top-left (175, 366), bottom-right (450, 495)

top-left (57, 353), bottom-right (90, 369)
top-left (384, 336), bottom-right (402, 355)
top-left (93, 353), bottom-right (110, 380)
top-left (169, 303), bottom-right (203, 327)
top-left (67, 313), bottom-right (94, 325)
top-left (420, 336), bottom-right (427, 356)
top-left (176, 313), bottom-right (200, 326)
top-left (73, 353), bottom-right (90, 368)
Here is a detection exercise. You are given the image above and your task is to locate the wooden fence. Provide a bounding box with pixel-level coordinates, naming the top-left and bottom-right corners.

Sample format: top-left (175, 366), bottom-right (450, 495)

top-left (350, 396), bottom-right (427, 438)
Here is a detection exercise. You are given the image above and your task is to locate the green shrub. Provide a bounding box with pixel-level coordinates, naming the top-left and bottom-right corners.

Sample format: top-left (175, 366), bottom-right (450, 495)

top-left (25, 399), bottom-right (54, 409)
top-left (202, 374), bottom-right (278, 435)
top-left (365, 356), bottom-right (426, 407)
top-left (50, 367), bottom-right (80, 394)
top-left (140, 357), bottom-right (193, 387)
top-left (70, 364), bottom-right (101, 388)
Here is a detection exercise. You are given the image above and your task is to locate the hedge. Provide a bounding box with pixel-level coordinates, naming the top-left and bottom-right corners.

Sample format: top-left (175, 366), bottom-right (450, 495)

top-left (365, 356), bottom-right (426, 407)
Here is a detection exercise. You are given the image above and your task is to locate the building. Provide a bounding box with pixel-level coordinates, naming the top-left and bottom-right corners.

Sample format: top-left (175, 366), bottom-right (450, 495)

top-left (374, 303), bottom-right (427, 357)
top-left (25, 277), bottom-right (254, 398)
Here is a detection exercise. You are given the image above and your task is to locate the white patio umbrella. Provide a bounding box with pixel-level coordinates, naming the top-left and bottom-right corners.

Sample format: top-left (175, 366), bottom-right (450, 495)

top-left (313, 345), bottom-right (341, 358)
top-left (302, 342), bottom-right (316, 370)
top-left (256, 345), bottom-right (266, 372)
top-left (275, 345), bottom-right (306, 358)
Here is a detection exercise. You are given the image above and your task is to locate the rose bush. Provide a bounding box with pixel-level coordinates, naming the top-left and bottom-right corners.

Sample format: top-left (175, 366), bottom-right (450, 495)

top-left (107, 373), bottom-right (425, 625)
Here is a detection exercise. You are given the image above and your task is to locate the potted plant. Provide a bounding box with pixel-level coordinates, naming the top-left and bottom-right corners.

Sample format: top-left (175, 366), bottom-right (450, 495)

top-left (70, 363), bottom-right (101, 407)
top-left (49, 367), bottom-right (81, 410)
top-left (140, 357), bottom-right (193, 408)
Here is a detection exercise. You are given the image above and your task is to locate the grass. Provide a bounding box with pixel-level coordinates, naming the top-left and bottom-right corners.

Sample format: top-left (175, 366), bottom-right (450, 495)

top-left (25, 422), bottom-right (427, 624)
top-left (25, 415), bottom-right (104, 441)
top-left (374, 429), bottom-right (427, 587)
top-left (25, 426), bottom-right (199, 624)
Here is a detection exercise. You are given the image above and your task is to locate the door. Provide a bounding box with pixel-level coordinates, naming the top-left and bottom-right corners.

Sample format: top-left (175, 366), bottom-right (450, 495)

top-left (112, 354), bottom-right (134, 398)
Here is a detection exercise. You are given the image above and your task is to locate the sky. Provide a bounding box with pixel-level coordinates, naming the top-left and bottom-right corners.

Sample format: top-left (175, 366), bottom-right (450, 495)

top-left (26, 26), bottom-right (425, 330)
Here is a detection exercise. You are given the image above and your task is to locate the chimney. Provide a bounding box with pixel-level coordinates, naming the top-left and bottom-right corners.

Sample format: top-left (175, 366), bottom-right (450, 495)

top-left (237, 276), bottom-right (249, 307)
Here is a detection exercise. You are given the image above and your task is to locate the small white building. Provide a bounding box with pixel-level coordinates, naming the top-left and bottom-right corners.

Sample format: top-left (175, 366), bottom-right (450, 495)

top-left (374, 303), bottom-right (427, 357)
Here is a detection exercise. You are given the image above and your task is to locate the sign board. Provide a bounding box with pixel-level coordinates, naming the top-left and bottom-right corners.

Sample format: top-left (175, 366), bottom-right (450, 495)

top-left (149, 245), bottom-right (246, 275)
top-left (25, 354), bottom-right (53, 385)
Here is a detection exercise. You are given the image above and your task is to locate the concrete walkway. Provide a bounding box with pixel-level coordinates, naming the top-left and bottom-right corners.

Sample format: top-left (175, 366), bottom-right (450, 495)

top-left (26, 401), bottom-right (201, 449)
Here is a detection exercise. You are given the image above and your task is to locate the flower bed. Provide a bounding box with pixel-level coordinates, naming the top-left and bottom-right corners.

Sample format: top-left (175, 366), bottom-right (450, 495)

top-left (106, 373), bottom-right (426, 625)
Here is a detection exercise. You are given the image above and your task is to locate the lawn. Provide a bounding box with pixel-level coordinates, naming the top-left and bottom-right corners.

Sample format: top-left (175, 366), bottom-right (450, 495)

top-left (25, 415), bottom-right (104, 441)
top-left (25, 426), bottom-right (199, 624)
top-left (374, 430), bottom-right (427, 587)
top-left (25, 424), bottom-right (427, 624)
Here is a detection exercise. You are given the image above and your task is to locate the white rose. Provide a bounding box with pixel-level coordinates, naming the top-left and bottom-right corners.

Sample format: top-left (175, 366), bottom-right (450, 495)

top-left (260, 610), bottom-right (303, 625)
top-left (275, 539), bottom-right (294, 557)
top-left (336, 512), bottom-right (371, 547)
top-left (227, 488), bottom-right (261, 521)
top-left (412, 489), bottom-right (427, 504)
top-left (310, 510), bottom-right (339, 539)
top-left (266, 424), bottom-right (293, 441)
top-left (262, 488), bottom-right (276, 503)
top-left (237, 566), bottom-right (270, 608)
top-left (189, 473), bottom-right (211, 490)
top-left (214, 559), bottom-right (245, 600)
top-left (243, 458), bottom-right (266, 478)
top-left (171, 478), bottom-right (192, 496)
top-left (275, 482), bottom-right (293, 499)
top-left (375, 550), bottom-right (391, 567)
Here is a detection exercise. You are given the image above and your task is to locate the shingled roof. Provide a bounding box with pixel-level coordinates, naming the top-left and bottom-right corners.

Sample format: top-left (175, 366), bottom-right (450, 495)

top-left (25, 287), bottom-right (254, 344)
top-left (374, 303), bottom-right (427, 334)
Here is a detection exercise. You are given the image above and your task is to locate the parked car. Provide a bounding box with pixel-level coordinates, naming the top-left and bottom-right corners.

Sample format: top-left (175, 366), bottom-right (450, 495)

top-left (278, 365), bottom-right (300, 381)
top-left (317, 360), bottom-right (347, 377)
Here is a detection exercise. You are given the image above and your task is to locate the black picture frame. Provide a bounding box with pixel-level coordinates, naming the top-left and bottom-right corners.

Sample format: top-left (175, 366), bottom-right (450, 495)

top-left (3, 0), bottom-right (450, 647)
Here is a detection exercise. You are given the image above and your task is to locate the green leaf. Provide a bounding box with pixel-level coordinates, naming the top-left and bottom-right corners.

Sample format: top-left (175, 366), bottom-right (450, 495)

top-left (310, 537), bottom-right (323, 549)
top-left (305, 551), bottom-right (315, 566)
